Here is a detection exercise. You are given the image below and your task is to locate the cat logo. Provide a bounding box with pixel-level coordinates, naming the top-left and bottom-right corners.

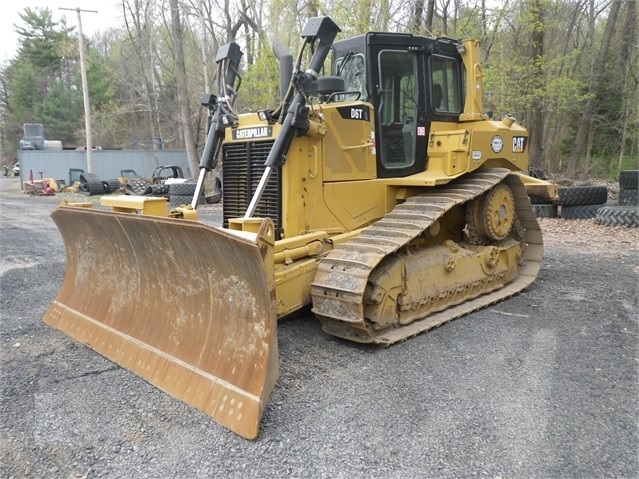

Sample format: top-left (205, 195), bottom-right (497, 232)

top-left (490, 136), bottom-right (504, 153)
top-left (512, 136), bottom-right (527, 153)
top-left (232, 126), bottom-right (273, 140)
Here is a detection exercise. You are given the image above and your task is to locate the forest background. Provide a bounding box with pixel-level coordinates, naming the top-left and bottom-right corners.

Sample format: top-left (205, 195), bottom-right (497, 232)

top-left (0, 0), bottom-right (636, 180)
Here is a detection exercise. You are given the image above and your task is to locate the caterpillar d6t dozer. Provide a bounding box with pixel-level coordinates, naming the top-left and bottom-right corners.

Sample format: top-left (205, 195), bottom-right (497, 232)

top-left (44, 17), bottom-right (556, 439)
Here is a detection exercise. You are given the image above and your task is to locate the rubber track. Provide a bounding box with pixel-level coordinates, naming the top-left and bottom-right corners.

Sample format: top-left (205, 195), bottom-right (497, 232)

top-left (79, 173), bottom-right (105, 196)
top-left (311, 168), bottom-right (543, 345)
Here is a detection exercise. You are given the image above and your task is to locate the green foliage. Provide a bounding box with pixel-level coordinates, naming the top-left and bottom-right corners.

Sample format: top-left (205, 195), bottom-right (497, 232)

top-left (237, 44), bottom-right (280, 112)
top-left (6, 61), bottom-right (38, 121)
top-left (15, 7), bottom-right (68, 75)
top-left (616, 156), bottom-right (639, 174)
top-left (0, 0), bottom-right (634, 181)
top-left (83, 46), bottom-right (116, 111)
top-left (1, 7), bottom-right (117, 154)
top-left (588, 154), bottom-right (639, 181)
top-left (36, 81), bottom-right (82, 144)
top-left (88, 101), bottom-right (134, 149)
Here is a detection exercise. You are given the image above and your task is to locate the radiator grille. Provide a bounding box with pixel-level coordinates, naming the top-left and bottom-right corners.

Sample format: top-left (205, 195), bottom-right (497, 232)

top-left (222, 140), bottom-right (281, 239)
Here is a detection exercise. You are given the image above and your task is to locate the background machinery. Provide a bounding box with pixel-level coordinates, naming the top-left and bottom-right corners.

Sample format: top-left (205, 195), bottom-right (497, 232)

top-left (43, 17), bottom-right (556, 439)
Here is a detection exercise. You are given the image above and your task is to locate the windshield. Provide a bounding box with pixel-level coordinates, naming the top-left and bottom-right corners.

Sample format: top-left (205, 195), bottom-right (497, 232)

top-left (335, 53), bottom-right (367, 100)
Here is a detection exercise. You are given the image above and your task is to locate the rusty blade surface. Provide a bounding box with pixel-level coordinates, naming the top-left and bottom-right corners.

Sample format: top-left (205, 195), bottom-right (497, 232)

top-left (43, 206), bottom-right (278, 440)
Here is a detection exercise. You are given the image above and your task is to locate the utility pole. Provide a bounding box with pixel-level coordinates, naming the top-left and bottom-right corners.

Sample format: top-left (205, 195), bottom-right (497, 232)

top-left (60, 7), bottom-right (97, 173)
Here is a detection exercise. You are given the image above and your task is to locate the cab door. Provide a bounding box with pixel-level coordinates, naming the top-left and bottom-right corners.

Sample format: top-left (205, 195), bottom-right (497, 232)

top-left (368, 37), bottom-right (428, 178)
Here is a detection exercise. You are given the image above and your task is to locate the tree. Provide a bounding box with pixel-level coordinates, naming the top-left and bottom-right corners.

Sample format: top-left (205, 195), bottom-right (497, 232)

top-left (0, 0), bottom-right (635, 180)
top-left (615, 0), bottom-right (638, 171)
top-left (120, 0), bottom-right (164, 144)
top-left (169, 0), bottom-right (199, 177)
top-left (4, 61), bottom-right (39, 142)
top-left (1, 7), bottom-right (84, 152)
top-left (526, 0), bottom-right (545, 169)
top-left (15, 7), bottom-right (68, 81)
top-left (565, 0), bottom-right (622, 177)
top-left (37, 82), bottom-right (83, 143)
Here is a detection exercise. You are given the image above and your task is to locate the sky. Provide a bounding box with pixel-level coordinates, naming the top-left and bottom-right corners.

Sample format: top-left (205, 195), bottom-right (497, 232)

top-left (1, 1), bottom-right (123, 62)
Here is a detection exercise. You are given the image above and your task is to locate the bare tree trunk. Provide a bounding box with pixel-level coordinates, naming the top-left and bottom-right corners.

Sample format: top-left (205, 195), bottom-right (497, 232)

top-left (452, 0), bottom-right (460, 34)
top-left (199, 1), bottom-right (210, 93)
top-left (441, 0), bottom-right (451, 34)
top-left (307, 0), bottom-right (320, 18)
top-left (169, 0), bottom-right (199, 177)
top-left (411, 0), bottom-right (425, 33)
top-left (377, 0), bottom-right (391, 30)
top-left (425, 0), bottom-right (435, 31)
top-left (611, 98), bottom-right (630, 170)
top-left (121, 0), bottom-right (162, 142)
top-left (527, 0), bottom-right (544, 169)
top-left (566, 0), bottom-right (622, 178)
top-left (585, 126), bottom-right (593, 174)
top-left (617, 0), bottom-right (637, 171)
top-left (541, 0), bottom-right (583, 170)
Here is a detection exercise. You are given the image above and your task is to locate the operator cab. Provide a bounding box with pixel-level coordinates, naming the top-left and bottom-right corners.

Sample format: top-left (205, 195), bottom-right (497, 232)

top-left (332, 33), bottom-right (465, 178)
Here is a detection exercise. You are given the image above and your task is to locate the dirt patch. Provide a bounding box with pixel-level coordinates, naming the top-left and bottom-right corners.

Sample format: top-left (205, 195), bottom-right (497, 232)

top-left (537, 217), bottom-right (638, 260)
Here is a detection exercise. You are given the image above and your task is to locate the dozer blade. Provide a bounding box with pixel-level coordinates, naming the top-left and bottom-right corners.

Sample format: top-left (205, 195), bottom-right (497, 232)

top-left (43, 206), bottom-right (278, 440)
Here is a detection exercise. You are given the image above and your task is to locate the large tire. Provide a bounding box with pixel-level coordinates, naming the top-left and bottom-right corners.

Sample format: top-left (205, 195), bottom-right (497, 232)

top-left (619, 188), bottom-right (639, 206)
top-left (529, 195), bottom-right (555, 205)
top-left (532, 203), bottom-right (557, 218)
top-left (560, 203), bottom-right (607, 220)
top-left (169, 182), bottom-right (197, 196)
top-left (595, 205), bottom-right (639, 228)
top-left (528, 167), bottom-right (547, 180)
top-left (169, 194), bottom-right (204, 208)
top-left (205, 193), bottom-right (222, 204)
top-left (169, 195), bottom-right (191, 208)
top-left (205, 170), bottom-right (223, 204)
top-left (557, 185), bottom-right (608, 206)
top-left (169, 182), bottom-right (203, 208)
top-left (150, 184), bottom-right (170, 196)
top-left (618, 170), bottom-right (639, 190)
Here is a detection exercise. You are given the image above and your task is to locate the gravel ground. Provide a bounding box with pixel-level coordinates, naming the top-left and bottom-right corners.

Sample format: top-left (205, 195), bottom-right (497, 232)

top-left (1, 176), bottom-right (637, 479)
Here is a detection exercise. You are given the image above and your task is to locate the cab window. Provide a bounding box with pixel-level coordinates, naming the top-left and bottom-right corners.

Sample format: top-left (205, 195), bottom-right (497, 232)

top-left (431, 56), bottom-right (461, 113)
top-left (335, 54), bottom-right (366, 100)
top-left (378, 50), bottom-right (418, 169)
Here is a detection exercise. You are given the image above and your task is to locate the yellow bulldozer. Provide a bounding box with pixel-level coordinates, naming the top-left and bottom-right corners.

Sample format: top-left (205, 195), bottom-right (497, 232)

top-left (44, 17), bottom-right (556, 439)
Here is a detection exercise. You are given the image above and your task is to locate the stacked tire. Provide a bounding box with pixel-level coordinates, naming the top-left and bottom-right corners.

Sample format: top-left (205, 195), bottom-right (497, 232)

top-left (595, 170), bottom-right (639, 228)
top-left (526, 168), bottom-right (558, 218)
top-left (169, 182), bottom-right (204, 209)
top-left (618, 170), bottom-right (639, 206)
top-left (558, 185), bottom-right (609, 220)
top-left (530, 197), bottom-right (558, 218)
